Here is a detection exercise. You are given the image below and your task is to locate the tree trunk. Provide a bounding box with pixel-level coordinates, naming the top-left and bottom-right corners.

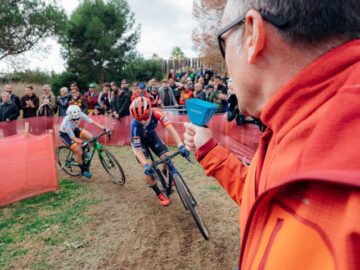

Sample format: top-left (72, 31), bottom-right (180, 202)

top-left (99, 64), bottom-right (104, 85)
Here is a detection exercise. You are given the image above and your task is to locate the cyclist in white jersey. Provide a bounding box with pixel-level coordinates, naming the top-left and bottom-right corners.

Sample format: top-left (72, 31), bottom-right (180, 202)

top-left (59, 105), bottom-right (110, 178)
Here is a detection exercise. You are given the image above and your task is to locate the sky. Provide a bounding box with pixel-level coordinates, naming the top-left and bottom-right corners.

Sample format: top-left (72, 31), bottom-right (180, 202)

top-left (0, 0), bottom-right (197, 73)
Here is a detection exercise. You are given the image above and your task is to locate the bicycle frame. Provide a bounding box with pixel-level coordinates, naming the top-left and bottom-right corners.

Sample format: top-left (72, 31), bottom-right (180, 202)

top-left (64, 131), bottom-right (109, 169)
top-left (151, 152), bottom-right (197, 209)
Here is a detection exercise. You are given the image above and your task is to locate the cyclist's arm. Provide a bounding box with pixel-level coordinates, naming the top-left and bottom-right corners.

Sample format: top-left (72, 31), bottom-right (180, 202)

top-left (154, 108), bottom-right (183, 146)
top-left (81, 111), bottom-right (106, 131)
top-left (134, 147), bottom-right (150, 167)
top-left (91, 120), bottom-right (105, 131)
top-left (165, 124), bottom-right (182, 146)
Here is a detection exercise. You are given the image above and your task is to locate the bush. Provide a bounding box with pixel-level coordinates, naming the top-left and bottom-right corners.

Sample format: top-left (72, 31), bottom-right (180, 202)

top-left (121, 58), bottom-right (163, 83)
top-left (0, 70), bottom-right (51, 85)
top-left (51, 72), bottom-right (88, 96)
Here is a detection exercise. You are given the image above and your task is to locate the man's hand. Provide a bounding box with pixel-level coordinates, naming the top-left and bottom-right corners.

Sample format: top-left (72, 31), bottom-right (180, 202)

top-left (183, 122), bottom-right (214, 151)
top-left (178, 143), bottom-right (190, 158)
top-left (6, 118), bottom-right (10, 122)
top-left (144, 163), bottom-right (155, 176)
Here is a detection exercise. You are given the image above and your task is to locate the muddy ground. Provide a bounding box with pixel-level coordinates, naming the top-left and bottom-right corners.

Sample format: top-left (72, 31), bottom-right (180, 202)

top-left (54, 146), bottom-right (240, 270)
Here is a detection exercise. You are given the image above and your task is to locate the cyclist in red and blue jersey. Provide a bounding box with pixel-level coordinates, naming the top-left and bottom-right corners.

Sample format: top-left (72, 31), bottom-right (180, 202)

top-left (130, 97), bottom-right (190, 206)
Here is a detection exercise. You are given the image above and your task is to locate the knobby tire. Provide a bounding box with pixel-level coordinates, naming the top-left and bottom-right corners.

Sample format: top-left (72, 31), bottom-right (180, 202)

top-left (99, 148), bottom-right (126, 184)
top-left (173, 173), bottom-right (209, 240)
top-left (56, 146), bottom-right (81, 177)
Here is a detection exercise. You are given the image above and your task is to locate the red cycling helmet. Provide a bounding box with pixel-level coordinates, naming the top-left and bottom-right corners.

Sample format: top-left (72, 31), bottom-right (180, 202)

top-left (130, 97), bottom-right (152, 121)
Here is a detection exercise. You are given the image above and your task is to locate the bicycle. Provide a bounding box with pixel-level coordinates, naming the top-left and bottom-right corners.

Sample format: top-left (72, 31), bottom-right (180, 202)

top-left (57, 131), bottom-right (125, 184)
top-left (149, 150), bottom-right (209, 240)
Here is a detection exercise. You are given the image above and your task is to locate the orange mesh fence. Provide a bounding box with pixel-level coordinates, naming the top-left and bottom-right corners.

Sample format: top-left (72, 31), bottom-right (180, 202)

top-left (0, 132), bottom-right (58, 207)
top-left (0, 114), bottom-right (262, 164)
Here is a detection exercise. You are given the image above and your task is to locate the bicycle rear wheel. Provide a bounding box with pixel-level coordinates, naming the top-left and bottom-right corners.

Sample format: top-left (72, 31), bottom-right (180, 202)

top-left (173, 173), bottom-right (209, 240)
top-left (56, 146), bottom-right (81, 177)
top-left (98, 148), bottom-right (125, 184)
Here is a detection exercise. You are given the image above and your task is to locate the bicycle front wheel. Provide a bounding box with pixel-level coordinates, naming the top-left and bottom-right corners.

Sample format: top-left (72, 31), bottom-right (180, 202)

top-left (98, 148), bottom-right (125, 184)
top-left (56, 146), bottom-right (81, 177)
top-left (173, 173), bottom-right (209, 240)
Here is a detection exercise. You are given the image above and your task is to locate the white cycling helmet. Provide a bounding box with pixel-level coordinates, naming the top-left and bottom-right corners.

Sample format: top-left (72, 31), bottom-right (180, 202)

top-left (67, 105), bottom-right (81, 120)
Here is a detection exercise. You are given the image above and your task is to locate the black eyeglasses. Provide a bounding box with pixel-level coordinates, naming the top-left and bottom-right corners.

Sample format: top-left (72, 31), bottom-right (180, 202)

top-left (217, 11), bottom-right (289, 58)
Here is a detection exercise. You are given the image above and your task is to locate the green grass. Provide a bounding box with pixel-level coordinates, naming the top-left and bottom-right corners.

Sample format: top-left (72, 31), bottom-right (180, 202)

top-left (0, 180), bottom-right (101, 269)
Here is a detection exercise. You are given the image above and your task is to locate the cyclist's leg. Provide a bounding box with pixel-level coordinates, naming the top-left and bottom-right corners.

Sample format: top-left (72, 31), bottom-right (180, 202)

top-left (131, 143), bottom-right (169, 205)
top-left (73, 128), bottom-right (92, 177)
top-left (131, 143), bottom-right (155, 185)
top-left (59, 131), bottom-right (83, 165)
top-left (78, 128), bottom-right (92, 140)
top-left (72, 144), bottom-right (84, 166)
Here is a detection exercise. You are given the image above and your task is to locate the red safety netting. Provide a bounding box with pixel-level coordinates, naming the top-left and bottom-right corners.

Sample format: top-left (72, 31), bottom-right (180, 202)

top-left (0, 132), bottom-right (58, 207)
top-left (0, 114), bottom-right (262, 164)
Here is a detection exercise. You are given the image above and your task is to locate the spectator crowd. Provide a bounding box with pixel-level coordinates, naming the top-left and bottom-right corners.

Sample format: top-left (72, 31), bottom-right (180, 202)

top-left (0, 67), bottom-right (263, 137)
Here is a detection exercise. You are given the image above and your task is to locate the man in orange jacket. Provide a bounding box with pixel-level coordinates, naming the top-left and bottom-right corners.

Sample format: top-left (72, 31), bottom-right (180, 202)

top-left (184, 1), bottom-right (360, 269)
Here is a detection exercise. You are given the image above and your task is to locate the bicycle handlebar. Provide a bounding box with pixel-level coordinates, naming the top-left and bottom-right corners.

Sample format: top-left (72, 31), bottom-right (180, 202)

top-left (151, 151), bottom-right (192, 168)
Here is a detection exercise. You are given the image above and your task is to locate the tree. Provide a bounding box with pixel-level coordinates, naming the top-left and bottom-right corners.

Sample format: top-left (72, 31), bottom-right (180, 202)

top-left (61, 0), bottom-right (140, 85)
top-left (0, 0), bottom-right (66, 60)
top-left (192, 0), bottom-right (227, 71)
top-left (151, 53), bottom-right (162, 61)
top-left (170, 47), bottom-right (185, 60)
top-left (51, 72), bottom-right (88, 96)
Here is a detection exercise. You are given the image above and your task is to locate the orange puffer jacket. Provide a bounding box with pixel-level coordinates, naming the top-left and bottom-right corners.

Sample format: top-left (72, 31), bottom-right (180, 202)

top-left (196, 40), bottom-right (360, 270)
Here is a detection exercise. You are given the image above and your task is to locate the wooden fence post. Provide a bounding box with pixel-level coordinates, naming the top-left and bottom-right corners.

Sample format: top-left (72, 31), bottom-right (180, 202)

top-left (24, 122), bottom-right (29, 139)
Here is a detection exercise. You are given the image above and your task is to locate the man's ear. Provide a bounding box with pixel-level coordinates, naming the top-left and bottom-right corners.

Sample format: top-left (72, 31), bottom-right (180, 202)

top-left (244, 10), bottom-right (266, 64)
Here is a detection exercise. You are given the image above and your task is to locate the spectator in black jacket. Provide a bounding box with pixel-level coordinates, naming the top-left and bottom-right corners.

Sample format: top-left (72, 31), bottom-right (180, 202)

top-left (214, 75), bottom-right (228, 95)
top-left (111, 87), bottom-right (131, 119)
top-left (0, 92), bottom-right (20, 122)
top-left (120, 79), bottom-right (133, 97)
top-left (0, 85), bottom-right (20, 110)
top-left (194, 83), bottom-right (206, 100)
top-left (0, 92), bottom-right (20, 137)
top-left (20, 85), bottom-right (39, 119)
top-left (57, 87), bottom-right (71, 116)
top-left (169, 78), bottom-right (180, 103)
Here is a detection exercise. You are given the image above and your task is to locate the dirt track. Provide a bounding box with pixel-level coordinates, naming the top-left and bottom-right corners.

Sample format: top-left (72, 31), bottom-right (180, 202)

top-left (56, 146), bottom-right (240, 270)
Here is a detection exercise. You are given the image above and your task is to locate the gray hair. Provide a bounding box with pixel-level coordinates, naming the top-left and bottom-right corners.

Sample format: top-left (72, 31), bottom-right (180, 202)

top-left (1, 91), bottom-right (10, 97)
top-left (43, 84), bottom-right (51, 91)
top-left (60, 87), bottom-right (69, 93)
top-left (224, 0), bottom-right (360, 50)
